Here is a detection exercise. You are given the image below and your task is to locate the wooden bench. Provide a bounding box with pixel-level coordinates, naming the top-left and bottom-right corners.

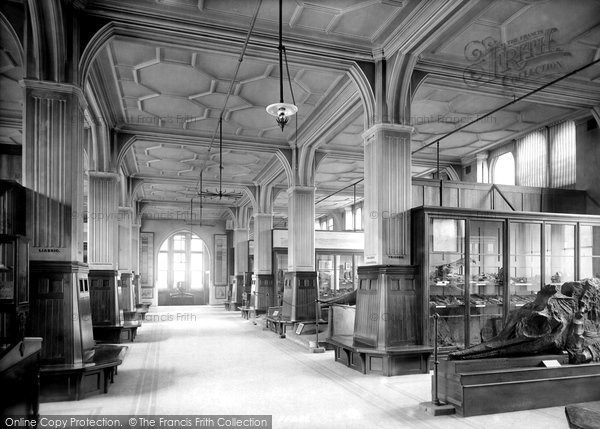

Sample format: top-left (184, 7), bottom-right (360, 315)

top-left (93, 321), bottom-right (141, 343)
top-left (327, 335), bottom-right (432, 376)
top-left (240, 306), bottom-right (255, 320)
top-left (0, 338), bottom-right (42, 418)
top-left (265, 307), bottom-right (294, 338)
top-left (40, 344), bottom-right (127, 402)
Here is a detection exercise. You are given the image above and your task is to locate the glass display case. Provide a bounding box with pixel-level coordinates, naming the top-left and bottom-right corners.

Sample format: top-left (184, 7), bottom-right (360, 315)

top-left (0, 235), bottom-right (29, 356)
top-left (316, 252), bottom-right (362, 299)
top-left (580, 224), bottom-right (600, 278)
top-left (413, 206), bottom-right (600, 350)
top-left (509, 222), bottom-right (542, 310)
top-left (273, 250), bottom-right (287, 306)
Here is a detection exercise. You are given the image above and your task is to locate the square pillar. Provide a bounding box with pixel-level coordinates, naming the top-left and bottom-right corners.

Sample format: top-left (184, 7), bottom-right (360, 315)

top-left (252, 213), bottom-right (274, 311)
top-left (22, 80), bottom-right (92, 365)
top-left (362, 124), bottom-right (413, 266)
top-left (232, 228), bottom-right (248, 306)
top-left (86, 172), bottom-right (121, 330)
top-left (283, 186), bottom-right (317, 321)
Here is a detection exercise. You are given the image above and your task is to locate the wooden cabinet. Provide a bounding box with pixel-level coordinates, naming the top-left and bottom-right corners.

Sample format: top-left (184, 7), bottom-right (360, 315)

top-left (412, 206), bottom-right (600, 350)
top-left (0, 235), bottom-right (29, 356)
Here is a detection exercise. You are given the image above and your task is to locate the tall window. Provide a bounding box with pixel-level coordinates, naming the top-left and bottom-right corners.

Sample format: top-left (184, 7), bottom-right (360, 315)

top-left (549, 120), bottom-right (576, 188)
top-left (492, 152), bottom-right (515, 185)
top-left (157, 233), bottom-right (205, 290)
top-left (516, 130), bottom-right (547, 187)
top-left (344, 204), bottom-right (363, 231)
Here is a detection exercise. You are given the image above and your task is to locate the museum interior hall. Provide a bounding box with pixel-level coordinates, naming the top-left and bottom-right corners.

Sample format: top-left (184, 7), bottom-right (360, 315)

top-left (2, 0), bottom-right (600, 428)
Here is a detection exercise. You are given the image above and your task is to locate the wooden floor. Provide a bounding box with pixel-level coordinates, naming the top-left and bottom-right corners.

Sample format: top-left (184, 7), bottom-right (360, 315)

top-left (41, 305), bottom-right (570, 429)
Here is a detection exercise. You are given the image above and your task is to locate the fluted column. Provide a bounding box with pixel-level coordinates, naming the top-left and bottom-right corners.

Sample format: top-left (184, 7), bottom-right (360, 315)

top-left (283, 186), bottom-right (317, 321)
top-left (252, 213), bottom-right (274, 310)
top-left (287, 186), bottom-right (315, 271)
top-left (23, 79), bottom-right (93, 366)
top-left (87, 172), bottom-right (119, 269)
top-left (118, 206), bottom-right (134, 311)
top-left (86, 172), bottom-right (122, 328)
top-left (131, 222), bottom-right (141, 306)
top-left (23, 80), bottom-right (86, 263)
top-left (232, 228), bottom-right (249, 305)
top-left (362, 123), bottom-right (413, 266)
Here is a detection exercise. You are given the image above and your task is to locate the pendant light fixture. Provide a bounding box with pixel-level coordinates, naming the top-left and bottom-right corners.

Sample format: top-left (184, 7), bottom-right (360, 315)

top-left (266, 0), bottom-right (297, 131)
top-left (197, 117), bottom-right (242, 201)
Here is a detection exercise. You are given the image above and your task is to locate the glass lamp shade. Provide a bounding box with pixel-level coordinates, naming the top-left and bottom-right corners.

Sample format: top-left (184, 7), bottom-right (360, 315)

top-left (266, 102), bottom-right (298, 131)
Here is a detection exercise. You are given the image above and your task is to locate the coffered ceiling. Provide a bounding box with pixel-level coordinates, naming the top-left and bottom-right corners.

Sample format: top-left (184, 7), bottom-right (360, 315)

top-left (2, 0), bottom-right (600, 224)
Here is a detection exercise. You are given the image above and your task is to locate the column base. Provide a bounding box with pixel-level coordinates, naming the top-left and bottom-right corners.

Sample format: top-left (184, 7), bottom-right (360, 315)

top-left (88, 269), bottom-right (122, 326)
top-left (354, 265), bottom-right (421, 349)
top-left (120, 272), bottom-right (133, 312)
top-left (29, 261), bottom-right (92, 365)
top-left (232, 274), bottom-right (244, 306)
top-left (282, 271), bottom-right (318, 322)
top-left (251, 274), bottom-right (274, 312)
top-left (242, 272), bottom-right (253, 307)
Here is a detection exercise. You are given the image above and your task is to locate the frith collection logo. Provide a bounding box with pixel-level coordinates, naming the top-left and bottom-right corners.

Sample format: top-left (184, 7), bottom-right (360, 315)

top-left (462, 27), bottom-right (570, 88)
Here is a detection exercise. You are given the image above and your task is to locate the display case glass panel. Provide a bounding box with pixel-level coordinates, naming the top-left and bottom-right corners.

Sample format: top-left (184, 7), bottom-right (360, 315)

top-left (509, 222), bottom-right (542, 309)
top-left (545, 223), bottom-right (575, 285)
top-left (429, 218), bottom-right (466, 349)
top-left (468, 220), bottom-right (504, 345)
top-left (580, 224), bottom-right (600, 279)
top-left (317, 254), bottom-right (334, 295)
top-left (273, 251), bottom-right (287, 305)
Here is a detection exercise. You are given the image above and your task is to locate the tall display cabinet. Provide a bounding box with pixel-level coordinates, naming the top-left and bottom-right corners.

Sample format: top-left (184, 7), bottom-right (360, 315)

top-left (412, 206), bottom-right (600, 350)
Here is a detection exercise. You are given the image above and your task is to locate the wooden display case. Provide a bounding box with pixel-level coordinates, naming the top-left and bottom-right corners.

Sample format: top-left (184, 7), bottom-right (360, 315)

top-left (412, 206), bottom-right (600, 350)
top-left (0, 235), bottom-right (29, 356)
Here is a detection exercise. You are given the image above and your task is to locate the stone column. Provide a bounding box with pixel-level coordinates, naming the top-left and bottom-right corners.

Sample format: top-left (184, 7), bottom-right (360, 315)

top-left (283, 186), bottom-right (317, 321)
top-left (118, 206), bottom-right (134, 312)
top-left (131, 223), bottom-right (141, 306)
top-left (232, 228), bottom-right (249, 306)
top-left (86, 172), bottom-right (122, 328)
top-left (353, 124), bottom-right (428, 361)
top-left (23, 80), bottom-right (92, 365)
top-left (251, 213), bottom-right (274, 311)
top-left (362, 123), bottom-right (413, 266)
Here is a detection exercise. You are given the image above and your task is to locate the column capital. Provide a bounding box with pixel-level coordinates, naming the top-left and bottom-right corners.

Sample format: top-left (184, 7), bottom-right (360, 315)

top-left (21, 79), bottom-right (86, 108)
top-left (253, 212), bottom-right (274, 219)
top-left (88, 171), bottom-right (121, 181)
top-left (362, 123), bottom-right (415, 142)
top-left (286, 185), bottom-right (316, 195)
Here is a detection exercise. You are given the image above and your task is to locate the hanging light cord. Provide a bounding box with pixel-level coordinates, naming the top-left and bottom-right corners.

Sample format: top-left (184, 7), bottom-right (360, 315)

top-left (193, 0), bottom-right (263, 195)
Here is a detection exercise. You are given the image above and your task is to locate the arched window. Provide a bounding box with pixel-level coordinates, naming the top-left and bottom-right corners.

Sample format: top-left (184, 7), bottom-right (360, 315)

top-left (157, 232), bottom-right (205, 290)
top-left (492, 152), bottom-right (515, 185)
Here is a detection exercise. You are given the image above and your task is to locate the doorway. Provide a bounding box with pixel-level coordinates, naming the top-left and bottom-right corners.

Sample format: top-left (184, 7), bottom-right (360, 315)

top-left (156, 232), bottom-right (210, 305)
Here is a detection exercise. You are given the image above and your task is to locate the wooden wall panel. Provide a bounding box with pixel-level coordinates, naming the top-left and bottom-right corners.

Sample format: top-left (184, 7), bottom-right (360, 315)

top-left (387, 277), bottom-right (418, 346)
top-left (354, 278), bottom-right (379, 347)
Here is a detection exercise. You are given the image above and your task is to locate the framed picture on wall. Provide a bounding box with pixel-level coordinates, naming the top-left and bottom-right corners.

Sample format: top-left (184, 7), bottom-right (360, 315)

top-left (214, 234), bottom-right (228, 286)
top-left (215, 286), bottom-right (226, 299)
top-left (140, 232), bottom-right (154, 287)
top-left (141, 287), bottom-right (154, 299)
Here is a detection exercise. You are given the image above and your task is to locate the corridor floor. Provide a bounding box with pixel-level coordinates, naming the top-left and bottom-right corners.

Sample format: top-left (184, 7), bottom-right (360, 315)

top-left (41, 305), bottom-right (569, 428)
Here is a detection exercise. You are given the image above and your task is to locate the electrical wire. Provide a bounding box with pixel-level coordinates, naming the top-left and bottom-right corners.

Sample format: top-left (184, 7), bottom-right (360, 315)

top-left (193, 0), bottom-right (263, 194)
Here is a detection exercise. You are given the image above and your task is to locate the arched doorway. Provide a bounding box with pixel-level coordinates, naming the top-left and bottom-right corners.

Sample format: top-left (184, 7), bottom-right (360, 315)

top-left (156, 232), bottom-right (210, 305)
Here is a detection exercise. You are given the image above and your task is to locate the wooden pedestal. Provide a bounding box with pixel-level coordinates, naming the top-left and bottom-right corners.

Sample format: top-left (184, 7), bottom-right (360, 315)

top-left (282, 271), bottom-right (317, 322)
top-left (328, 335), bottom-right (432, 376)
top-left (251, 274), bottom-right (274, 312)
top-left (327, 265), bottom-right (432, 376)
